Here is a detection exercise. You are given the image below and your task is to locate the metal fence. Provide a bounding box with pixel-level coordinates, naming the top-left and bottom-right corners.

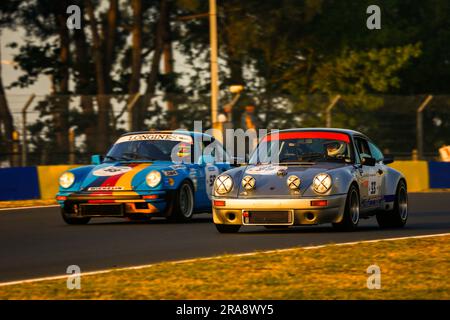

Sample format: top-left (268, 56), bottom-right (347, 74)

top-left (0, 94), bottom-right (449, 166)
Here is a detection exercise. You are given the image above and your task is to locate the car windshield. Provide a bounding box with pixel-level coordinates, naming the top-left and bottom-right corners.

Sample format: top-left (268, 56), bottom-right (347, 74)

top-left (105, 133), bottom-right (193, 162)
top-left (250, 131), bottom-right (352, 164)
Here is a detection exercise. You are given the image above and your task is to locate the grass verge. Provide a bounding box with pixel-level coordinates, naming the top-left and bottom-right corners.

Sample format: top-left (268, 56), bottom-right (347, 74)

top-left (0, 199), bottom-right (57, 209)
top-left (0, 235), bottom-right (449, 299)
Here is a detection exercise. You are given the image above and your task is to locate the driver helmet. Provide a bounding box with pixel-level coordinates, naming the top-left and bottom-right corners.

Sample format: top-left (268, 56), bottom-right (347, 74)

top-left (177, 143), bottom-right (191, 158)
top-left (326, 141), bottom-right (346, 157)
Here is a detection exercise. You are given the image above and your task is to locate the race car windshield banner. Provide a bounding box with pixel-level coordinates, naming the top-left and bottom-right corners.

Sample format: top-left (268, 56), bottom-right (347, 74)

top-left (115, 133), bottom-right (193, 145)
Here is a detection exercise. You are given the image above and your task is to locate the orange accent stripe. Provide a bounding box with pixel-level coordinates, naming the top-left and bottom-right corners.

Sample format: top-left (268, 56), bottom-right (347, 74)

top-left (112, 164), bottom-right (149, 196)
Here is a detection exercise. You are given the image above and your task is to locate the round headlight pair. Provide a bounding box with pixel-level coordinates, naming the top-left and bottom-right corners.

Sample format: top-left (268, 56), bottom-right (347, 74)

top-left (146, 170), bottom-right (162, 187)
top-left (215, 175), bottom-right (233, 195)
top-left (312, 173), bottom-right (332, 194)
top-left (59, 172), bottom-right (75, 188)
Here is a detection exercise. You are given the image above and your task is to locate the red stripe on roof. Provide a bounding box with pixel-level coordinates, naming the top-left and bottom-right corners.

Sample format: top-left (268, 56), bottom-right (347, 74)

top-left (264, 131), bottom-right (350, 143)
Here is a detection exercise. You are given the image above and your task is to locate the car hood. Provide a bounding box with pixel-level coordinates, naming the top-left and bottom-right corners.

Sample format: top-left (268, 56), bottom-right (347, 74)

top-left (79, 161), bottom-right (176, 191)
top-left (236, 162), bottom-right (348, 197)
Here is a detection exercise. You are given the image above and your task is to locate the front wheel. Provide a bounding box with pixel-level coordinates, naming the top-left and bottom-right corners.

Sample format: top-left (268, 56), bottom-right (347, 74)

top-left (61, 208), bottom-right (90, 225)
top-left (167, 181), bottom-right (195, 222)
top-left (332, 185), bottom-right (360, 231)
top-left (215, 224), bottom-right (241, 233)
top-left (376, 181), bottom-right (408, 228)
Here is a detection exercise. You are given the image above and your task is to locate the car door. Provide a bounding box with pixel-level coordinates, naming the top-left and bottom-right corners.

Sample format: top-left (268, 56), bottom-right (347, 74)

top-left (354, 136), bottom-right (377, 210)
top-left (368, 140), bottom-right (387, 209)
top-left (201, 138), bottom-right (231, 200)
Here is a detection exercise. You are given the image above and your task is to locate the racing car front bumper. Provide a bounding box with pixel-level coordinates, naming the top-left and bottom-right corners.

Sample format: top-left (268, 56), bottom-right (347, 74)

top-left (212, 194), bottom-right (347, 226)
top-left (56, 191), bottom-right (169, 218)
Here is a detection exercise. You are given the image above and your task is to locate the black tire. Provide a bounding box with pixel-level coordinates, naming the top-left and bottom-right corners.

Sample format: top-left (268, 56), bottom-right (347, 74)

top-left (332, 185), bottom-right (360, 231)
top-left (215, 224), bottom-right (241, 233)
top-left (376, 181), bottom-right (408, 228)
top-left (61, 208), bottom-right (90, 225)
top-left (166, 181), bottom-right (195, 222)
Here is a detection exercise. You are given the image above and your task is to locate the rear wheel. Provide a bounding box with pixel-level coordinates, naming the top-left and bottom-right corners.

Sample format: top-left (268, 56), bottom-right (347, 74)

top-left (332, 185), bottom-right (360, 231)
top-left (215, 224), bottom-right (241, 233)
top-left (376, 181), bottom-right (408, 228)
top-left (61, 208), bottom-right (90, 225)
top-left (167, 181), bottom-right (194, 222)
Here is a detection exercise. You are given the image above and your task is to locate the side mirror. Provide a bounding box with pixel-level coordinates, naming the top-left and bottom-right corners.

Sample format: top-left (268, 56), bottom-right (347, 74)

top-left (383, 154), bottom-right (394, 165)
top-left (362, 156), bottom-right (376, 166)
top-left (198, 154), bottom-right (215, 165)
top-left (91, 154), bottom-right (104, 165)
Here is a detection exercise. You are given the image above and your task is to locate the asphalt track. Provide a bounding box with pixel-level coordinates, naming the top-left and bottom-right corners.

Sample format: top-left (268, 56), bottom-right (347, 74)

top-left (0, 193), bottom-right (449, 283)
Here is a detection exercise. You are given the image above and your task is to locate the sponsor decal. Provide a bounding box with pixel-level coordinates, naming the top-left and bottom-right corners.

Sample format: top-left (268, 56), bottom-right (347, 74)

top-left (88, 186), bottom-right (125, 191)
top-left (162, 170), bottom-right (178, 176)
top-left (115, 133), bottom-right (193, 144)
top-left (205, 164), bottom-right (219, 198)
top-left (245, 165), bottom-right (288, 175)
top-left (171, 164), bottom-right (186, 170)
top-left (93, 166), bottom-right (132, 176)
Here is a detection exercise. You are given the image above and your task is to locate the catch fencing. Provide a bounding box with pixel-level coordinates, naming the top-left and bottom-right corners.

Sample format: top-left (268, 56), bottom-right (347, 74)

top-left (0, 94), bottom-right (449, 167)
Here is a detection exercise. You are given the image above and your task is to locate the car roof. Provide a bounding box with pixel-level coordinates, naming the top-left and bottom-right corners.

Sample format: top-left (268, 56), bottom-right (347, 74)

top-left (274, 128), bottom-right (368, 140)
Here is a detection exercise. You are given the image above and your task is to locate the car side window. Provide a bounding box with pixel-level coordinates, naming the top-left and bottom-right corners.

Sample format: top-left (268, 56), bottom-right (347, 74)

top-left (202, 138), bottom-right (228, 163)
top-left (354, 137), bottom-right (372, 161)
top-left (368, 141), bottom-right (384, 162)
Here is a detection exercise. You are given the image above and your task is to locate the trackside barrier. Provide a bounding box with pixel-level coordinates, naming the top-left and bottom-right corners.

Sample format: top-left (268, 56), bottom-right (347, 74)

top-left (0, 167), bottom-right (40, 200)
top-left (36, 165), bottom-right (80, 200)
top-left (428, 162), bottom-right (450, 189)
top-left (0, 162), bottom-right (449, 201)
top-left (388, 161), bottom-right (430, 192)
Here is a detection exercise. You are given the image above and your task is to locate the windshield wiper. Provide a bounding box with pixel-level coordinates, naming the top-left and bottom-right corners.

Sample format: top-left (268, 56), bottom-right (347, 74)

top-left (120, 152), bottom-right (158, 161)
top-left (104, 155), bottom-right (121, 162)
top-left (298, 153), bottom-right (325, 161)
top-left (277, 153), bottom-right (323, 163)
top-left (274, 161), bottom-right (316, 165)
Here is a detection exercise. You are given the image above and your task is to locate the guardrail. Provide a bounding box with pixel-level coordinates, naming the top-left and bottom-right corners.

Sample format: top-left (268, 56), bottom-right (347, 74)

top-left (0, 161), bottom-right (449, 201)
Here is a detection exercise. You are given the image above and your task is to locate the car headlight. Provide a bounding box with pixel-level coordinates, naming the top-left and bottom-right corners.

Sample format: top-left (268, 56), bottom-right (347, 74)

top-left (242, 175), bottom-right (256, 190)
top-left (59, 172), bottom-right (75, 189)
top-left (146, 170), bottom-right (162, 187)
top-left (312, 173), bottom-right (332, 194)
top-left (287, 175), bottom-right (301, 190)
top-left (215, 174), bottom-right (233, 195)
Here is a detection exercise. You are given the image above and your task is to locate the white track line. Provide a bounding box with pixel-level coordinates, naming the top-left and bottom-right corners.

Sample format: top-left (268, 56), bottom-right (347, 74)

top-left (0, 232), bottom-right (449, 288)
top-left (0, 205), bottom-right (59, 212)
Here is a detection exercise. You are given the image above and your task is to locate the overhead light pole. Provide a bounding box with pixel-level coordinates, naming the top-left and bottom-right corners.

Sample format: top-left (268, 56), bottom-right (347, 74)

top-left (416, 95), bottom-right (433, 160)
top-left (209, 0), bottom-right (219, 130)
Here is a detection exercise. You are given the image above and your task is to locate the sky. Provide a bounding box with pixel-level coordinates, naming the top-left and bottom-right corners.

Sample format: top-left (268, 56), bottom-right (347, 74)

top-left (2, 28), bottom-right (51, 96)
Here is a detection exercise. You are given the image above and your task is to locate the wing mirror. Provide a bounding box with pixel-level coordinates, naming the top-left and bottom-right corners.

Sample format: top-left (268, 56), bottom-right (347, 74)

top-left (362, 156), bottom-right (376, 166)
top-left (383, 154), bottom-right (394, 165)
top-left (91, 154), bottom-right (104, 165)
